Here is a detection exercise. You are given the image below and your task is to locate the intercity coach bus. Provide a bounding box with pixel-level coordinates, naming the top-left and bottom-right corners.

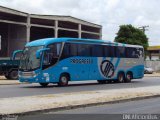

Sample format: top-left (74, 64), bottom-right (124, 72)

top-left (17, 38), bottom-right (144, 87)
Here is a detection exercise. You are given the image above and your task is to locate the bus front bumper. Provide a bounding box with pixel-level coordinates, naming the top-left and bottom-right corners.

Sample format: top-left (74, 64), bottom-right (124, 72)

top-left (18, 71), bottom-right (47, 83)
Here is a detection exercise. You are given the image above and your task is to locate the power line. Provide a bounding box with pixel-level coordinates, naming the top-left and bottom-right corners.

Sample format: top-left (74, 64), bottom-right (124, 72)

top-left (138, 25), bottom-right (149, 33)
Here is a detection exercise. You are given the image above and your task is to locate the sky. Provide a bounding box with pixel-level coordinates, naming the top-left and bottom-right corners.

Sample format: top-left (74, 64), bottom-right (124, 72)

top-left (0, 0), bottom-right (160, 46)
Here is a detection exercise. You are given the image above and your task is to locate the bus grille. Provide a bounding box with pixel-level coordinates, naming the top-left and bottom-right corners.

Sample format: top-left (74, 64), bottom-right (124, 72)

top-left (21, 72), bottom-right (34, 78)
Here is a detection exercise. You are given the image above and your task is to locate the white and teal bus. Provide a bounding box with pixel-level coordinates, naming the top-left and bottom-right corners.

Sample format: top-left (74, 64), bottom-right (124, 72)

top-left (17, 38), bottom-right (144, 87)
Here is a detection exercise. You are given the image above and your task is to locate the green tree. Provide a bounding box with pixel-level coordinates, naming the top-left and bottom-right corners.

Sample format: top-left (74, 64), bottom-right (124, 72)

top-left (114, 24), bottom-right (149, 51)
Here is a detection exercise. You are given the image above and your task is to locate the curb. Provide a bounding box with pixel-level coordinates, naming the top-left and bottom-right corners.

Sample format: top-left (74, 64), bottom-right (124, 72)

top-left (2, 94), bottom-right (160, 116)
top-left (0, 82), bottom-right (21, 85)
top-left (0, 82), bottom-right (28, 86)
top-left (144, 76), bottom-right (160, 77)
top-left (0, 83), bottom-right (20, 85)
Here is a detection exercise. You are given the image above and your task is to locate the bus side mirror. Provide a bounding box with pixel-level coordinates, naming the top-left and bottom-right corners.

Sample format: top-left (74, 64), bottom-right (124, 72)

top-left (12, 50), bottom-right (23, 60)
top-left (36, 48), bottom-right (50, 59)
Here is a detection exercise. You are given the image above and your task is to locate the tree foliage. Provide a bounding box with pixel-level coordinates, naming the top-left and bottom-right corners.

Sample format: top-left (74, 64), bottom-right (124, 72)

top-left (114, 25), bottom-right (149, 51)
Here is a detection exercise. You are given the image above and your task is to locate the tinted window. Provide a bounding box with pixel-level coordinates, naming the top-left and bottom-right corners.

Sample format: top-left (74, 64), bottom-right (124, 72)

top-left (103, 46), bottom-right (110, 57)
top-left (126, 47), bottom-right (134, 58)
top-left (78, 44), bottom-right (91, 56)
top-left (116, 46), bottom-right (125, 57)
top-left (91, 45), bottom-right (103, 57)
top-left (139, 48), bottom-right (144, 57)
top-left (70, 44), bottom-right (78, 56)
top-left (110, 46), bottom-right (116, 57)
top-left (126, 47), bottom-right (141, 58)
top-left (104, 46), bottom-right (116, 57)
top-left (48, 43), bottom-right (62, 57)
top-left (62, 43), bottom-right (70, 58)
top-left (61, 43), bottom-right (78, 58)
top-left (135, 48), bottom-right (144, 58)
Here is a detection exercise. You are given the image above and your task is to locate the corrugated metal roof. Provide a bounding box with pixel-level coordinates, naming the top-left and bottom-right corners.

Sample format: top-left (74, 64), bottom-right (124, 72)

top-left (148, 46), bottom-right (160, 51)
top-left (0, 6), bottom-right (101, 27)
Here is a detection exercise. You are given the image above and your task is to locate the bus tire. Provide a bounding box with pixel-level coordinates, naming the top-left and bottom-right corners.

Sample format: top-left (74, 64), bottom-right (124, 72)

top-left (8, 70), bottom-right (18, 80)
top-left (117, 72), bottom-right (125, 83)
top-left (125, 72), bottom-right (132, 83)
top-left (58, 74), bottom-right (69, 86)
top-left (39, 83), bottom-right (49, 87)
top-left (97, 80), bottom-right (107, 84)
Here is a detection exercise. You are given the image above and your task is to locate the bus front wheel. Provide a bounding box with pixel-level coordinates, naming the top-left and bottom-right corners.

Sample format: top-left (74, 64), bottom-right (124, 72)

top-left (58, 74), bottom-right (69, 86)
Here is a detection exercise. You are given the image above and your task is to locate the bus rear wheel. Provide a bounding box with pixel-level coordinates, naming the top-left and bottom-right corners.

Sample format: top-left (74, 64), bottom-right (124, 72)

top-left (39, 83), bottom-right (49, 87)
top-left (58, 74), bottom-right (69, 86)
top-left (117, 72), bottom-right (125, 83)
top-left (125, 72), bottom-right (132, 83)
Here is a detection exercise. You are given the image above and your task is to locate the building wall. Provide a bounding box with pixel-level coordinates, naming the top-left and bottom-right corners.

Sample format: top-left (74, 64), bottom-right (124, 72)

top-left (145, 61), bottom-right (160, 71)
top-left (147, 46), bottom-right (160, 61)
top-left (0, 6), bottom-right (102, 57)
top-left (8, 24), bottom-right (26, 56)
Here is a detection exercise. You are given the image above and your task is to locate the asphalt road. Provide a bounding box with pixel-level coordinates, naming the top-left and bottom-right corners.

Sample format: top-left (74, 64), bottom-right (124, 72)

top-left (0, 77), bottom-right (159, 98)
top-left (19, 97), bottom-right (160, 120)
top-left (53, 97), bottom-right (160, 114)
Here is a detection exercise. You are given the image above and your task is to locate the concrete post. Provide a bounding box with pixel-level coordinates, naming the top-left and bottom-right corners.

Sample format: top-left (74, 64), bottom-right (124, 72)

top-left (27, 14), bottom-right (30, 42)
top-left (78, 24), bottom-right (82, 38)
top-left (159, 50), bottom-right (160, 60)
top-left (55, 20), bottom-right (58, 38)
top-left (149, 53), bottom-right (152, 60)
top-left (99, 28), bottom-right (102, 39)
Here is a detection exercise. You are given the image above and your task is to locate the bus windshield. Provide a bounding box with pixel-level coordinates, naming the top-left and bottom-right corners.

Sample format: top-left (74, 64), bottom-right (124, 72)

top-left (19, 46), bottom-right (43, 71)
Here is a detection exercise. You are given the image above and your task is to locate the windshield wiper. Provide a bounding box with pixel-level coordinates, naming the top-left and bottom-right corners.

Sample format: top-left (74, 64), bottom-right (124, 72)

top-left (28, 60), bottom-right (33, 70)
top-left (25, 55), bottom-right (30, 70)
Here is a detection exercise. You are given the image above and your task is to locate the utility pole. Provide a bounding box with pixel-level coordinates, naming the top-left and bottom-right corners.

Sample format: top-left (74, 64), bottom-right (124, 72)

top-left (138, 25), bottom-right (149, 33)
top-left (0, 35), bottom-right (1, 50)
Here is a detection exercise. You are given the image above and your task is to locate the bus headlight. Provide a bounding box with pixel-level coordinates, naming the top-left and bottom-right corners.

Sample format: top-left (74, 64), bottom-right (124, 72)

top-left (18, 71), bottom-right (22, 77)
top-left (33, 71), bottom-right (37, 77)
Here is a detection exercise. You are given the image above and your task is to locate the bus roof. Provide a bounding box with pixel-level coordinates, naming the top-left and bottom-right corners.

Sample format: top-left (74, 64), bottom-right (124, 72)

top-left (26, 38), bottom-right (143, 48)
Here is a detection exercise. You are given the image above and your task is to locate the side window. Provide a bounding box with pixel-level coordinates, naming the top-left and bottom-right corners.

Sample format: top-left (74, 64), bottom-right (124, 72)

top-left (116, 46), bottom-right (125, 58)
top-left (126, 47), bottom-right (133, 58)
top-left (61, 43), bottom-right (78, 59)
top-left (78, 44), bottom-right (91, 56)
top-left (104, 46), bottom-right (110, 57)
top-left (109, 46), bottom-right (116, 57)
top-left (70, 44), bottom-right (78, 56)
top-left (91, 45), bottom-right (103, 57)
top-left (104, 46), bottom-right (116, 57)
top-left (48, 43), bottom-right (62, 57)
top-left (134, 48), bottom-right (144, 58)
top-left (139, 48), bottom-right (144, 57)
top-left (126, 47), bottom-right (139, 58)
top-left (62, 43), bottom-right (70, 58)
top-left (43, 43), bottom-right (62, 69)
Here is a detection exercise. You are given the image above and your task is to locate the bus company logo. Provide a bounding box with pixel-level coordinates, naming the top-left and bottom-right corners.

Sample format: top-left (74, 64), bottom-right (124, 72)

top-left (100, 60), bottom-right (115, 78)
top-left (70, 58), bottom-right (93, 64)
